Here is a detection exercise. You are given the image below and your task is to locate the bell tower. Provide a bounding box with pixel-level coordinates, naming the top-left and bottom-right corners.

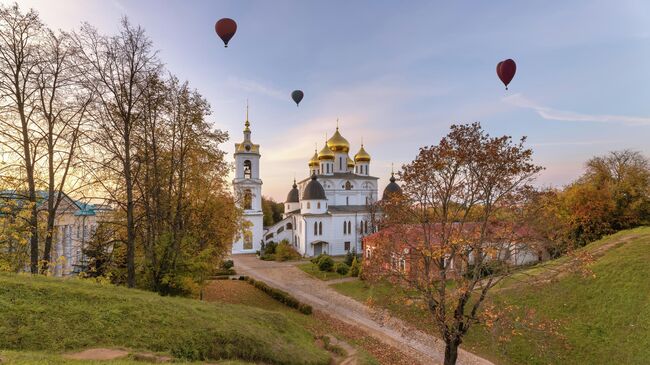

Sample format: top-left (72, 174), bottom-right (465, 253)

top-left (232, 106), bottom-right (264, 254)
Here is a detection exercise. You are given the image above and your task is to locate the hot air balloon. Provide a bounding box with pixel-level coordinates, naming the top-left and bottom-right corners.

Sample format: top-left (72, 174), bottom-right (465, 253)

top-left (496, 59), bottom-right (517, 90)
top-left (291, 90), bottom-right (304, 106)
top-left (215, 18), bottom-right (237, 47)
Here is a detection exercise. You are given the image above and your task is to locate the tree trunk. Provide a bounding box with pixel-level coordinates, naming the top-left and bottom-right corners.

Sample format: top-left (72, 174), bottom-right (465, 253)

top-left (444, 339), bottom-right (460, 365)
top-left (124, 124), bottom-right (136, 288)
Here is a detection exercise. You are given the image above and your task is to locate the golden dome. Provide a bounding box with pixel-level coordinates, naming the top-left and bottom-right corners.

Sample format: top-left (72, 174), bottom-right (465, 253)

top-left (346, 156), bottom-right (355, 168)
top-left (308, 151), bottom-right (319, 167)
top-left (354, 145), bottom-right (371, 162)
top-left (318, 143), bottom-right (335, 160)
top-left (326, 127), bottom-right (350, 153)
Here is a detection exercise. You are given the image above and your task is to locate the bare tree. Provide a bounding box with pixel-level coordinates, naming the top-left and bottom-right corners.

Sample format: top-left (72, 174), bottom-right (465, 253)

top-left (0, 4), bottom-right (43, 274)
top-left (72, 18), bottom-right (160, 287)
top-left (365, 123), bottom-right (543, 365)
top-left (34, 28), bottom-right (93, 273)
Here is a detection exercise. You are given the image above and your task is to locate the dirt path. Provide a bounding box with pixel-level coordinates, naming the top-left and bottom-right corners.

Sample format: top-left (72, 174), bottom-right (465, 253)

top-left (233, 255), bottom-right (494, 365)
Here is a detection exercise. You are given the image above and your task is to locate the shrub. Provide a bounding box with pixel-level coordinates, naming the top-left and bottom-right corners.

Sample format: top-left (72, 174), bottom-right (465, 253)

top-left (344, 251), bottom-right (355, 266)
top-left (334, 262), bottom-right (349, 275)
top-left (260, 254), bottom-right (275, 261)
top-left (311, 253), bottom-right (325, 264)
top-left (262, 241), bottom-right (277, 255)
top-left (221, 259), bottom-right (234, 270)
top-left (245, 277), bottom-right (313, 315)
top-left (349, 257), bottom-right (361, 277)
top-left (317, 255), bottom-right (334, 272)
top-left (275, 241), bottom-right (301, 262)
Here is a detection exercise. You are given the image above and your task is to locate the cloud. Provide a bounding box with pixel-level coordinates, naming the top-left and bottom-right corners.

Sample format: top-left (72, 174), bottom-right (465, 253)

top-left (225, 77), bottom-right (286, 100)
top-left (503, 93), bottom-right (650, 126)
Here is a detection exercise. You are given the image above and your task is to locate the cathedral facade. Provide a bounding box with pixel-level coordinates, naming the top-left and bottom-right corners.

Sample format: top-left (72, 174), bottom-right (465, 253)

top-left (232, 116), bottom-right (398, 257)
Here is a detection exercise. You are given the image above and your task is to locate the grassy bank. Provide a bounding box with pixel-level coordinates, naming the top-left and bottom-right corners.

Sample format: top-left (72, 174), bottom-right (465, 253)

top-left (0, 273), bottom-right (330, 365)
top-left (333, 227), bottom-right (650, 365)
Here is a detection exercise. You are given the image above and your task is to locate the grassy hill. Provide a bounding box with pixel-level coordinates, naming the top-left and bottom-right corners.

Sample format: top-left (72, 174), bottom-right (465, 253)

top-left (333, 226), bottom-right (650, 365)
top-left (0, 273), bottom-right (330, 365)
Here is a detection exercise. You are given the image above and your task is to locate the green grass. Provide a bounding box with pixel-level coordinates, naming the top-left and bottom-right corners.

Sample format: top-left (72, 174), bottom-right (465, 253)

top-left (0, 350), bottom-right (253, 364)
top-left (0, 274), bottom-right (330, 365)
top-left (333, 227), bottom-right (650, 365)
top-left (297, 263), bottom-right (349, 281)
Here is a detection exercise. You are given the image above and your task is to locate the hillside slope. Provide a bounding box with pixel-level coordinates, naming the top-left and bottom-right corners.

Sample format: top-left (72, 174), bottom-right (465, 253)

top-left (465, 227), bottom-right (650, 364)
top-left (0, 274), bottom-right (330, 365)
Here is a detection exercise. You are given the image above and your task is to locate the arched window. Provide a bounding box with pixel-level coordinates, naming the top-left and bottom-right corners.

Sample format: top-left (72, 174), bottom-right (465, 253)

top-left (345, 181), bottom-right (352, 190)
top-left (243, 189), bottom-right (252, 210)
top-left (339, 157), bottom-right (343, 171)
top-left (243, 160), bottom-right (252, 179)
top-left (365, 221), bottom-right (369, 233)
top-left (348, 221), bottom-right (351, 234)
top-left (314, 222), bottom-right (318, 235)
top-left (286, 222), bottom-right (292, 230)
top-left (346, 197), bottom-right (349, 205)
top-left (307, 202), bottom-right (311, 209)
top-left (343, 221), bottom-right (347, 234)
top-left (319, 222), bottom-right (323, 235)
top-left (360, 220), bottom-right (364, 234)
top-left (317, 202), bottom-right (321, 209)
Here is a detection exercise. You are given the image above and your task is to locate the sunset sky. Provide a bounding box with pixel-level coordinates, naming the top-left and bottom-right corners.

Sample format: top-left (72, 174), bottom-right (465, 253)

top-left (10, 0), bottom-right (650, 201)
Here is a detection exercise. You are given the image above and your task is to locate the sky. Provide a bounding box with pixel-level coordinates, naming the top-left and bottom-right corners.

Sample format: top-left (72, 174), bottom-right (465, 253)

top-left (7, 0), bottom-right (650, 201)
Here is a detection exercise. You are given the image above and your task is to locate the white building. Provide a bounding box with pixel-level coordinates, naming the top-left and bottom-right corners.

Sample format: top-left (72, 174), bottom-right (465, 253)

top-left (231, 116), bottom-right (396, 257)
top-left (231, 115), bottom-right (264, 254)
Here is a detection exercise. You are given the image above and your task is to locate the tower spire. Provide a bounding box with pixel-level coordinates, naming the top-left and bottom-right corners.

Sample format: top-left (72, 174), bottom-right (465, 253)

top-left (244, 99), bottom-right (250, 132)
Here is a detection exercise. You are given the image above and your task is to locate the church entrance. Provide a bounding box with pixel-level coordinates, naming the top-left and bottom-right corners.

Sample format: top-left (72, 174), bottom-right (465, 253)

top-left (312, 241), bottom-right (328, 256)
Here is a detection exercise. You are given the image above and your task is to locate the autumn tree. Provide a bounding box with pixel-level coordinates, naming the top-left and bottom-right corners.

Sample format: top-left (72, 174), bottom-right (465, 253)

top-left (366, 123), bottom-right (542, 365)
top-left (0, 4), bottom-right (43, 273)
top-left (72, 18), bottom-right (160, 287)
top-left (262, 196), bottom-right (283, 226)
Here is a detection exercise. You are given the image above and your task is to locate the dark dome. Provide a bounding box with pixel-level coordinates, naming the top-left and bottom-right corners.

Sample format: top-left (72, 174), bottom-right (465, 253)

top-left (302, 174), bottom-right (326, 200)
top-left (382, 174), bottom-right (402, 200)
top-left (286, 180), bottom-right (299, 203)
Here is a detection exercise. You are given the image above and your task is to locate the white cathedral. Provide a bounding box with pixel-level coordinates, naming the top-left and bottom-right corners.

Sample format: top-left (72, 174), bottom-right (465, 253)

top-left (231, 115), bottom-right (401, 257)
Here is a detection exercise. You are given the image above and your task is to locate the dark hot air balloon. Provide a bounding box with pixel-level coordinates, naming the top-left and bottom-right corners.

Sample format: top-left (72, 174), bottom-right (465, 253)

top-left (291, 90), bottom-right (304, 106)
top-left (215, 18), bottom-right (237, 47)
top-left (497, 59), bottom-right (517, 90)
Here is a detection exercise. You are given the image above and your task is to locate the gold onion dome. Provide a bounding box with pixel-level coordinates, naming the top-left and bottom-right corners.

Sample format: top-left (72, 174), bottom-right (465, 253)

top-left (326, 127), bottom-right (350, 153)
top-left (354, 145), bottom-right (371, 162)
top-left (347, 156), bottom-right (355, 168)
top-left (308, 150), bottom-right (319, 167)
top-left (318, 142), bottom-right (335, 160)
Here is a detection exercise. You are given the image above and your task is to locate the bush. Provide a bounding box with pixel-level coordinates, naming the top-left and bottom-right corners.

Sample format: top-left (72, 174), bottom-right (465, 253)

top-left (344, 250), bottom-right (355, 266)
top-left (349, 257), bottom-right (361, 277)
top-left (275, 241), bottom-right (301, 262)
top-left (311, 253), bottom-right (325, 264)
top-left (245, 277), bottom-right (313, 315)
top-left (334, 262), bottom-right (349, 275)
top-left (317, 255), bottom-right (334, 272)
top-left (262, 241), bottom-right (277, 255)
top-left (260, 254), bottom-right (275, 261)
top-left (221, 259), bottom-right (234, 270)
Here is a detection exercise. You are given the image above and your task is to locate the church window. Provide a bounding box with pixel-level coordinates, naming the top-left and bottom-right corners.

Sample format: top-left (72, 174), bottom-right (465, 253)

top-left (314, 222), bottom-right (318, 235)
top-left (345, 241), bottom-right (350, 251)
top-left (343, 221), bottom-right (347, 234)
top-left (319, 222), bottom-right (323, 235)
top-left (340, 157), bottom-right (343, 171)
top-left (286, 222), bottom-right (292, 230)
top-left (317, 202), bottom-right (321, 209)
top-left (244, 160), bottom-right (252, 179)
top-left (307, 202), bottom-right (311, 209)
top-left (345, 181), bottom-right (352, 190)
top-left (348, 221), bottom-right (351, 234)
top-left (346, 197), bottom-right (349, 205)
top-left (360, 220), bottom-right (364, 234)
top-left (243, 189), bottom-right (252, 210)
top-left (365, 221), bottom-right (369, 233)
top-left (365, 196), bottom-right (369, 205)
